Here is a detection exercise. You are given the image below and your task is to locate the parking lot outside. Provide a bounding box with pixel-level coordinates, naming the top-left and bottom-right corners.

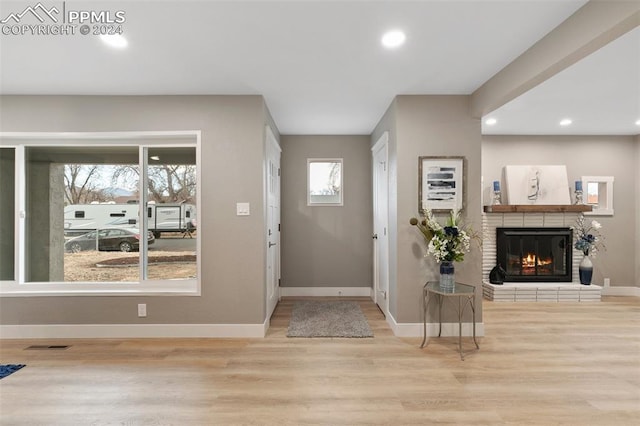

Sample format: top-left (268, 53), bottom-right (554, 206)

top-left (64, 234), bottom-right (196, 282)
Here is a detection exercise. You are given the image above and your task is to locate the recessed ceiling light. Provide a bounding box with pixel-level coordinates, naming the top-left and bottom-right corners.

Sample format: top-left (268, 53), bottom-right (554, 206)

top-left (100, 34), bottom-right (128, 49)
top-left (381, 30), bottom-right (406, 49)
top-left (559, 118), bottom-right (572, 126)
top-left (485, 118), bottom-right (497, 126)
top-left (635, 119), bottom-right (640, 126)
top-left (150, 156), bottom-right (160, 161)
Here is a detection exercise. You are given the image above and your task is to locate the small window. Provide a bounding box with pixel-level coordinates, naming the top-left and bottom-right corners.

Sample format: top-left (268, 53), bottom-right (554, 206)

top-left (308, 158), bottom-right (343, 206)
top-left (586, 182), bottom-right (599, 205)
top-left (582, 175), bottom-right (614, 216)
top-left (186, 211), bottom-right (191, 218)
top-left (75, 211), bottom-right (85, 218)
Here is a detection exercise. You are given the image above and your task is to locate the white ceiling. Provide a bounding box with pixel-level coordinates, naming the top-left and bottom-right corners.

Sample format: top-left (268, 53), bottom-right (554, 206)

top-left (483, 25), bottom-right (640, 136)
top-left (0, 0), bottom-right (637, 136)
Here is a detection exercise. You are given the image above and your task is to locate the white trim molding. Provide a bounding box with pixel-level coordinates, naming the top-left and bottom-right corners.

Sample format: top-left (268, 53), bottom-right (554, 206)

top-left (371, 130), bottom-right (389, 153)
top-left (601, 286), bottom-right (640, 297)
top-left (386, 311), bottom-right (485, 338)
top-left (280, 287), bottom-right (371, 297)
top-left (0, 323), bottom-right (267, 339)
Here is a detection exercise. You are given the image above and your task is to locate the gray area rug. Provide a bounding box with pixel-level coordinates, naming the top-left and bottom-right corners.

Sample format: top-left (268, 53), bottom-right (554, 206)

top-left (287, 300), bottom-right (374, 338)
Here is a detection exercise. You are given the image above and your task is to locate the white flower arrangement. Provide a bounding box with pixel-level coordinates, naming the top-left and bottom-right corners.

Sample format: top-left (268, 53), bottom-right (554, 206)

top-left (573, 214), bottom-right (605, 256)
top-left (410, 210), bottom-right (472, 263)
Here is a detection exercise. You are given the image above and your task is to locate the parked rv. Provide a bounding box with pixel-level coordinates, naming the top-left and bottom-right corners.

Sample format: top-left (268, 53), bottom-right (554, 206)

top-left (64, 202), bottom-right (196, 238)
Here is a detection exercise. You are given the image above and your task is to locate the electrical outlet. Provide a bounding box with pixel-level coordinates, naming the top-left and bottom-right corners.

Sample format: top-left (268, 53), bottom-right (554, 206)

top-left (138, 303), bottom-right (147, 317)
top-left (603, 278), bottom-right (610, 288)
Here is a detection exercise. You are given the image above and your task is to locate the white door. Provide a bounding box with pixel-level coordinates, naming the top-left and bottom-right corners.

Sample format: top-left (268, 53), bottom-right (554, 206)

top-left (372, 132), bottom-right (389, 317)
top-left (265, 126), bottom-right (281, 319)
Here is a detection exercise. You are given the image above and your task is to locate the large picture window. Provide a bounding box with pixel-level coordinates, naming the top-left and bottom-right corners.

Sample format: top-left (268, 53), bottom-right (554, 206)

top-left (0, 132), bottom-right (200, 295)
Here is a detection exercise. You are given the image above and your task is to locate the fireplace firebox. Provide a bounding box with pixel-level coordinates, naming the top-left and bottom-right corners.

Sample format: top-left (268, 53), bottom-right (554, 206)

top-left (496, 228), bottom-right (572, 282)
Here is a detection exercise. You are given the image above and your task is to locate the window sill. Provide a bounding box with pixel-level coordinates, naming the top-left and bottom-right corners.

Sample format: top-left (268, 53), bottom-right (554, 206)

top-left (0, 280), bottom-right (200, 297)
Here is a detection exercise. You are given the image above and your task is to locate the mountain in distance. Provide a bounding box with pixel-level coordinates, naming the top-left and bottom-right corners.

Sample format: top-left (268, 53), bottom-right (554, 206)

top-left (103, 187), bottom-right (134, 197)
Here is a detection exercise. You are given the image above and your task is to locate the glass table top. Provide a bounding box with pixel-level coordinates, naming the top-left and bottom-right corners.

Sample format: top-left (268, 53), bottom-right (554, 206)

top-left (425, 281), bottom-right (475, 295)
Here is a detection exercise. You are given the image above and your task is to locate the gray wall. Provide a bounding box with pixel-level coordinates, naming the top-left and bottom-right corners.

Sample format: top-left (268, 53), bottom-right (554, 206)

top-left (483, 135), bottom-right (638, 287)
top-left (0, 95), bottom-right (274, 325)
top-left (280, 135), bottom-right (372, 289)
top-left (373, 96), bottom-right (483, 324)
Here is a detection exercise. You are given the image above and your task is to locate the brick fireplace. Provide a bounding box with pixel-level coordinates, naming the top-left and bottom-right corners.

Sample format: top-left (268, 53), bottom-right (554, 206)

top-left (482, 210), bottom-right (601, 302)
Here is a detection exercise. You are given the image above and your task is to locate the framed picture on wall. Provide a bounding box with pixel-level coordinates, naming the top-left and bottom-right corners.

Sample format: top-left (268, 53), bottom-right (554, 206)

top-left (418, 156), bottom-right (465, 213)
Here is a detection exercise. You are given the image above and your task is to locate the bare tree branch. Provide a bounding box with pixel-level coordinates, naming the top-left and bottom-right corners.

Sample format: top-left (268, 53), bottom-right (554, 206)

top-left (111, 164), bottom-right (195, 204)
top-left (64, 165), bottom-right (106, 204)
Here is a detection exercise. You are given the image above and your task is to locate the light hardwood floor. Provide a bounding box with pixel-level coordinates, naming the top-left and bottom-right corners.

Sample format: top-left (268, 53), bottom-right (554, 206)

top-left (1, 296), bottom-right (639, 425)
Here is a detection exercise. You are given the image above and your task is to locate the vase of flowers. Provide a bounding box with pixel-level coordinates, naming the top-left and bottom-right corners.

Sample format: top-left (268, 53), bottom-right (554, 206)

top-left (410, 210), bottom-right (472, 291)
top-left (573, 214), bottom-right (604, 285)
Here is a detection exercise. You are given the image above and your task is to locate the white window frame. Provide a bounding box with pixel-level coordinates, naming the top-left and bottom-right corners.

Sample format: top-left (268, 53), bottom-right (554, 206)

top-left (581, 175), bottom-right (614, 216)
top-left (0, 131), bottom-right (201, 296)
top-left (307, 158), bottom-right (343, 206)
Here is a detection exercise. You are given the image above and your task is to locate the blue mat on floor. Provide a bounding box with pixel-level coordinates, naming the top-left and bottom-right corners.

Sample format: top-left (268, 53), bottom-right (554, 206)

top-left (0, 364), bottom-right (25, 379)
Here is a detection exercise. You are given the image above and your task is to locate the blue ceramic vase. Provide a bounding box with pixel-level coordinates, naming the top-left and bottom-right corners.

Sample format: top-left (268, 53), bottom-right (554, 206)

top-left (578, 254), bottom-right (593, 285)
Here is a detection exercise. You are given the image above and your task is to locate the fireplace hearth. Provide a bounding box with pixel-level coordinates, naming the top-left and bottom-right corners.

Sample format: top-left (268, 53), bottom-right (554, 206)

top-left (496, 227), bottom-right (572, 282)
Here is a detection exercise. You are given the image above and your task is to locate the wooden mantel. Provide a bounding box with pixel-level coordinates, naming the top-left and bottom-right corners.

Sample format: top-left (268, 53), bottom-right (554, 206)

top-left (483, 205), bottom-right (593, 213)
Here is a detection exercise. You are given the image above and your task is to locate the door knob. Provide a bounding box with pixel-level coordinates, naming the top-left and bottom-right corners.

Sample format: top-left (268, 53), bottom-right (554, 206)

top-left (268, 242), bottom-right (277, 247)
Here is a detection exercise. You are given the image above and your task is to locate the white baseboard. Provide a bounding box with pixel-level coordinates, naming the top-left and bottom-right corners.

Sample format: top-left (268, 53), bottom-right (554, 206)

top-left (386, 311), bottom-right (485, 338)
top-left (280, 286), bottom-right (371, 297)
top-left (601, 286), bottom-right (640, 297)
top-left (0, 323), bottom-right (267, 339)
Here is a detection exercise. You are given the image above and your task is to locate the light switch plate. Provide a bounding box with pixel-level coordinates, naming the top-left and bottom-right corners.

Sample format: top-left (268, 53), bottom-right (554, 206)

top-left (236, 202), bottom-right (250, 216)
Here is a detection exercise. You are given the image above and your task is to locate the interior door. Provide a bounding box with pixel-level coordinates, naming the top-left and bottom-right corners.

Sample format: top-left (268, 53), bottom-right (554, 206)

top-left (372, 133), bottom-right (389, 317)
top-left (265, 126), bottom-right (281, 319)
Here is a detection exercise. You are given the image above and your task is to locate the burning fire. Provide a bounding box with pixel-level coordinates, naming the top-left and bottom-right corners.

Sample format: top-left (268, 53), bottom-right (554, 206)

top-left (522, 253), bottom-right (552, 268)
